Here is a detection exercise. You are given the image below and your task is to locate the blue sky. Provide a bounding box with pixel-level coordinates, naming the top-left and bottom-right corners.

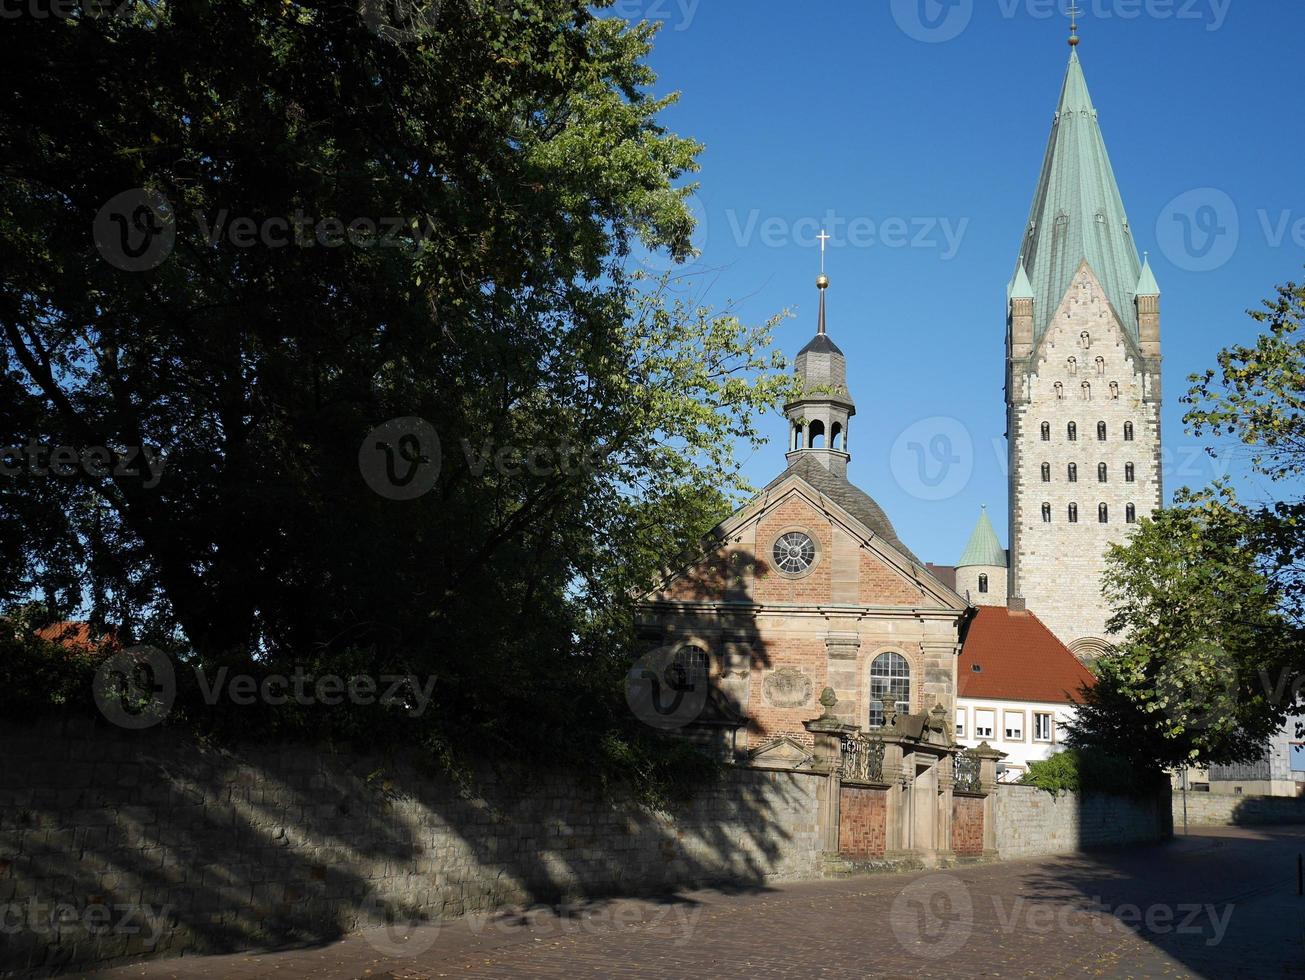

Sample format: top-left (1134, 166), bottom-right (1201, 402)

top-left (626, 0), bottom-right (1304, 565)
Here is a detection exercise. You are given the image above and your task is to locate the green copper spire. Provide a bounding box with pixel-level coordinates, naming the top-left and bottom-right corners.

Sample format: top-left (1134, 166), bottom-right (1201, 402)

top-left (1135, 250), bottom-right (1161, 296)
top-left (958, 507), bottom-right (1007, 569)
top-left (1009, 257), bottom-right (1035, 300)
top-left (1018, 49), bottom-right (1143, 343)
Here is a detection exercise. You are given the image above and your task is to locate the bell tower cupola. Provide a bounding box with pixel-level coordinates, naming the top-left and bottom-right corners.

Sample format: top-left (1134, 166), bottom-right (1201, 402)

top-left (784, 234), bottom-right (856, 478)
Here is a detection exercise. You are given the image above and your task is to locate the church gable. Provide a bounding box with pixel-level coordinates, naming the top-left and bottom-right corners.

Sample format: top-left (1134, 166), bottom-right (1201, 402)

top-left (652, 479), bottom-right (958, 611)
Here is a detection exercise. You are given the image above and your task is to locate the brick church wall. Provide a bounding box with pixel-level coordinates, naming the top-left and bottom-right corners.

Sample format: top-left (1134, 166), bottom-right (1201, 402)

top-left (0, 719), bottom-right (822, 976)
top-left (837, 785), bottom-right (886, 858)
top-left (951, 795), bottom-right (985, 857)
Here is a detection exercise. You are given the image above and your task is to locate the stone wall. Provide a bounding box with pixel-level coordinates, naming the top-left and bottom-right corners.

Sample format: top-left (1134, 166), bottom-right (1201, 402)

top-left (1173, 792), bottom-right (1305, 827)
top-left (0, 718), bottom-right (822, 976)
top-left (951, 795), bottom-right (984, 857)
top-left (994, 784), bottom-right (1170, 860)
top-left (837, 786), bottom-right (886, 858)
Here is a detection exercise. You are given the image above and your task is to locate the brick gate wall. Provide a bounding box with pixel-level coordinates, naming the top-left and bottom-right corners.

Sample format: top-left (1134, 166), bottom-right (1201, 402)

top-left (951, 795), bottom-right (984, 857)
top-left (837, 785), bottom-right (886, 858)
top-left (0, 718), bottom-right (823, 976)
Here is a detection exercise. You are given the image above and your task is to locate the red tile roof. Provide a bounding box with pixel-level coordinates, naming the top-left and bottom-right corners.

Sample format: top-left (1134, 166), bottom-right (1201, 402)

top-left (34, 621), bottom-right (120, 656)
top-left (958, 606), bottom-right (1095, 704)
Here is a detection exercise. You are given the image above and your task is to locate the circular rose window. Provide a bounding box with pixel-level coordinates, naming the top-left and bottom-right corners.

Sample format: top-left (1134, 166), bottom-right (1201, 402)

top-left (773, 531), bottom-right (816, 574)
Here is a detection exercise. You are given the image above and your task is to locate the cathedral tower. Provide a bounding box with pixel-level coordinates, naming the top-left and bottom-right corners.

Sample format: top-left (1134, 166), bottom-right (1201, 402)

top-left (1005, 42), bottom-right (1163, 661)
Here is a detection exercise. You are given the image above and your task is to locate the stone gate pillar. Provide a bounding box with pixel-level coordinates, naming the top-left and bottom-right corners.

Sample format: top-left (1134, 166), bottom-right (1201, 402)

top-left (804, 689), bottom-right (856, 857)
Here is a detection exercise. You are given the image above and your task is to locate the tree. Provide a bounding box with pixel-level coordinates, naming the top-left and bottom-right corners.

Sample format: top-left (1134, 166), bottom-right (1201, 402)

top-left (0, 0), bottom-right (794, 777)
top-left (1069, 487), bottom-right (1299, 768)
top-left (1070, 275), bottom-right (1305, 768)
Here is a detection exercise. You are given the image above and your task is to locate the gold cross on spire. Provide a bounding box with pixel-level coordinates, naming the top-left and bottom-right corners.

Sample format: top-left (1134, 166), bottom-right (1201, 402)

top-left (817, 229), bottom-right (831, 274)
top-left (1067, 1), bottom-right (1082, 46)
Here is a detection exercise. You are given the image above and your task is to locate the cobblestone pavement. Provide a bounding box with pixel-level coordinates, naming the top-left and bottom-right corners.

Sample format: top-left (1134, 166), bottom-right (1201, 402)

top-left (77, 827), bottom-right (1305, 979)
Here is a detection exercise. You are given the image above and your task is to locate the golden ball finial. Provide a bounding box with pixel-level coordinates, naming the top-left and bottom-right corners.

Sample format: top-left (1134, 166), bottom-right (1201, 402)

top-left (1068, 33), bottom-right (1080, 46)
top-left (816, 273), bottom-right (829, 290)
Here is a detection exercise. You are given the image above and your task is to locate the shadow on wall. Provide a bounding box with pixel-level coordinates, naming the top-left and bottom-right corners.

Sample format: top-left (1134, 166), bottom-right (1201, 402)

top-left (0, 715), bottom-right (817, 976)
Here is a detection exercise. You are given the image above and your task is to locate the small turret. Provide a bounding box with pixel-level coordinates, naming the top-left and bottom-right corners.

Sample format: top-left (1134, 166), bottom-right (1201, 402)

top-left (955, 506), bottom-right (1008, 608)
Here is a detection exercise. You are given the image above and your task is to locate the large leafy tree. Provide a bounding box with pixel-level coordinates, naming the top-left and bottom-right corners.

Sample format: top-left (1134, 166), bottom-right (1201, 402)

top-left (0, 0), bottom-right (793, 766)
top-left (1070, 276), bottom-right (1305, 768)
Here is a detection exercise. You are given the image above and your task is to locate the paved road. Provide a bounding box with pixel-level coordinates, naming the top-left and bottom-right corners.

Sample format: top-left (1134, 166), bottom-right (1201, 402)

top-left (77, 827), bottom-right (1305, 979)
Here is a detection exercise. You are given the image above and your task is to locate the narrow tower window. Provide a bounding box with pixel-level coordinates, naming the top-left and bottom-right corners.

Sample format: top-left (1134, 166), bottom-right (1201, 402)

top-left (1125, 462), bottom-right (1135, 483)
top-left (1041, 462), bottom-right (1051, 482)
top-left (1068, 463), bottom-right (1078, 483)
top-left (1099, 503), bottom-right (1109, 523)
top-left (1098, 463), bottom-right (1108, 483)
top-left (808, 419), bottom-right (825, 449)
top-left (1095, 356), bottom-right (1105, 377)
top-left (1081, 382), bottom-right (1091, 400)
top-left (1054, 382), bottom-right (1064, 400)
top-left (1097, 421), bottom-right (1107, 441)
top-left (1080, 331), bottom-right (1091, 349)
top-left (1067, 422), bottom-right (1077, 442)
top-left (1110, 382), bottom-right (1120, 400)
top-left (1068, 503), bottom-right (1079, 524)
top-left (978, 573), bottom-right (989, 594)
top-left (1067, 357), bottom-right (1077, 376)
top-left (831, 422), bottom-right (843, 451)
top-left (1126, 504), bottom-right (1137, 523)
top-left (1041, 503), bottom-right (1052, 523)
top-left (1041, 422), bottom-right (1051, 441)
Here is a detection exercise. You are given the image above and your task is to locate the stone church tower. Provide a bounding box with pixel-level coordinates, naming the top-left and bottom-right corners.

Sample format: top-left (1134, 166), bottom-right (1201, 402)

top-left (1005, 44), bottom-right (1164, 661)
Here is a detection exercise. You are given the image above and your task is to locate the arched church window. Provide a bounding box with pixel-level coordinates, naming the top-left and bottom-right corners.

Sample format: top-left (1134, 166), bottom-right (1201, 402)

top-left (1081, 382), bottom-right (1091, 400)
top-left (1098, 462), bottom-right (1108, 483)
top-left (1067, 422), bottom-right (1077, 441)
top-left (1067, 463), bottom-right (1078, 483)
top-left (1109, 382), bottom-right (1120, 400)
top-left (1054, 382), bottom-right (1064, 400)
top-left (1126, 504), bottom-right (1137, 523)
top-left (808, 419), bottom-right (825, 449)
top-left (1041, 422), bottom-right (1051, 441)
top-left (1097, 421), bottom-right (1107, 441)
top-left (1041, 502), bottom-right (1052, 523)
top-left (1125, 462), bottom-right (1135, 483)
top-left (1124, 422), bottom-right (1135, 442)
top-left (978, 573), bottom-right (989, 594)
top-left (1096, 356), bottom-right (1106, 377)
top-left (868, 652), bottom-right (911, 729)
top-left (792, 423), bottom-right (804, 451)
top-left (1080, 331), bottom-right (1091, 349)
top-left (667, 645), bottom-right (710, 695)
top-left (1041, 462), bottom-right (1051, 482)
top-left (1068, 503), bottom-right (1079, 524)
top-left (1068, 357), bottom-right (1077, 376)
top-left (831, 422), bottom-right (843, 451)
top-left (1099, 503), bottom-right (1109, 524)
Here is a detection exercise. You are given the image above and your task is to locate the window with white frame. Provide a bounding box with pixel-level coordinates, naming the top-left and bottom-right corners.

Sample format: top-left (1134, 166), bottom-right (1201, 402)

top-left (975, 709), bottom-right (995, 739)
top-left (955, 707), bottom-right (966, 739)
top-left (1004, 711), bottom-right (1024, 741)
top-left (1033, 712), bottom-right (1054, 742)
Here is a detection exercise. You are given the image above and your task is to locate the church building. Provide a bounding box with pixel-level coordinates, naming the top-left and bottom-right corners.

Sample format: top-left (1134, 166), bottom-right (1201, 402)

top-left (639, 32), bottom-right (1163, 755)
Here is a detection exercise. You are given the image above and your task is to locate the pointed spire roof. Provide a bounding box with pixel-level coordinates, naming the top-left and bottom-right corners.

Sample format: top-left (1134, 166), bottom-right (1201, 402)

top-left (1019, 49), bottom-right (1143, 343)
top-left (958, 507), bottom-right (1007, 568)
top-left (1009, 257), bottom-right (1035, 301)
top-left (1135, 251), bottom-right (1161, 296)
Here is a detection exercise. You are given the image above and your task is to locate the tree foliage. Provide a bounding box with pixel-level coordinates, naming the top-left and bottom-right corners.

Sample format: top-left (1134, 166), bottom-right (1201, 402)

top-left (0, 0), bottom-right (794, 788)
top-left (1071, 275), bottom-right (1305, 768)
